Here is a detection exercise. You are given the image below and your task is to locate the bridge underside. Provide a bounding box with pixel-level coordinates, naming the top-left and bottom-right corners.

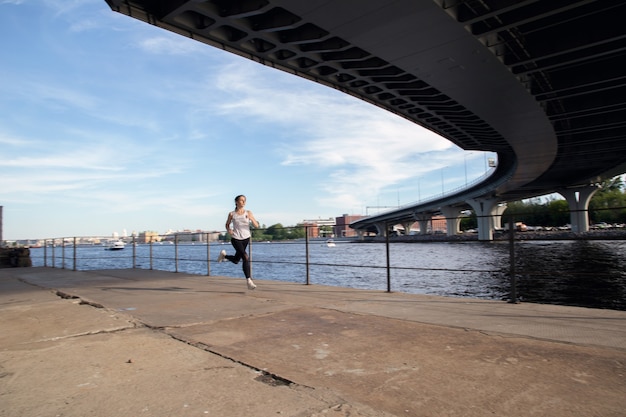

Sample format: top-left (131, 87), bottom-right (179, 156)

top-left (104, 0), bottom-right (626, 232)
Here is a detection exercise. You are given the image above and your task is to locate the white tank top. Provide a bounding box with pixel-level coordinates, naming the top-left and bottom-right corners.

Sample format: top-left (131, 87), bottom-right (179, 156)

top-left (231, 211), bottom-right (251, 240)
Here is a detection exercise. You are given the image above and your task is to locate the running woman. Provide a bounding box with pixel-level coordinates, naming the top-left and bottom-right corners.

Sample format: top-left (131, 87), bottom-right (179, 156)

top-left (217, 195), bottom-right (260, 290)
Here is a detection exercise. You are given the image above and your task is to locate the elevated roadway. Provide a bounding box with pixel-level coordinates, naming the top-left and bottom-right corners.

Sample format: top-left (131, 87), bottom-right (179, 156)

top-left (105, 0), bottom-right (626, 239)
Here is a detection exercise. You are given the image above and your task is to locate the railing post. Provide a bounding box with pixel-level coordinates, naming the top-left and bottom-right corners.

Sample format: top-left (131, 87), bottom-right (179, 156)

top-left (43, 239), bottom-right (48, 267)
top-left (508, 215), bottom-right (518, 304)
top-left (52, 240), bottom-right (55, 268)
top-left (206, 232), bottom-right (210, 276)
top-left (385, 223), bottom-right (391, 292)
top-left (149, 239), bottom-right (153, 270)
top-left (305, 225), bottom-right (310, 285)
top-left (175, 234), bottom-right (179, 273)
top-left (62, 239), bottom-right (66, 270)
top-left (132, 235), bottom-right (136, 269)
top-left (73, 237), bottom-right (77, 271)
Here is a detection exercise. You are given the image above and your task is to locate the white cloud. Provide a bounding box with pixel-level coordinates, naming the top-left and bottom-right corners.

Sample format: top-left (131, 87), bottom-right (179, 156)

top-left (3, 78), bottom-right (98, 111)
top-left (68, 18), bottom-right (101, 33)
top-left (137, 36), bottom-right (205, 56)
top-left (0, 132), bottom-right (36, 147)
top-left (212, 61), bottom-right (456, 208)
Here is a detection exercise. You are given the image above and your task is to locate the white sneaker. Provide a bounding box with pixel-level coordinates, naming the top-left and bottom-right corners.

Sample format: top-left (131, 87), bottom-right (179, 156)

top-left (247, 278), bottom-right (257, 290)
top-left (217, 250), bottom-right (226, 262)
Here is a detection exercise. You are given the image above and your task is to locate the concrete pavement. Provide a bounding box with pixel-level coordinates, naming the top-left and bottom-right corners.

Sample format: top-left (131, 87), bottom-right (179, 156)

top-left (1, 267), bottom-right (625, 416)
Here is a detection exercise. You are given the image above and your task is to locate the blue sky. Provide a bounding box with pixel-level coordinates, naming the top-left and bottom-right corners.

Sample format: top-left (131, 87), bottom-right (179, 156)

top-left (1, 0), bottom-right (495, 240)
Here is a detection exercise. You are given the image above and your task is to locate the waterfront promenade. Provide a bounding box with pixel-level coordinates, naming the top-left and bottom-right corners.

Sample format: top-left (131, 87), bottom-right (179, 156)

top-left (1, 267), bottom-right (625, 416)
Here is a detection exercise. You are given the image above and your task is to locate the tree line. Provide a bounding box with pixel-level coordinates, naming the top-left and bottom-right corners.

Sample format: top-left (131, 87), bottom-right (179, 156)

top-left (219, 224), bottom-right (308, 242)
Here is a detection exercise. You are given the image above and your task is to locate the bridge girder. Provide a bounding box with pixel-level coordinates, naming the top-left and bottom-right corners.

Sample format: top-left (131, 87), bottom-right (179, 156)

top-left (103, 0), bottom-right (626, 232)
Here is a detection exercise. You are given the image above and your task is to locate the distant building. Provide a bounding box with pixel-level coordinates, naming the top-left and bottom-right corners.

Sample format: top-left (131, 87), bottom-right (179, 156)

top-left (431, 215), bottom-right (447, 233)
top-left (138, 231), bottom-right (161, 243)
top-left (334, 214), bottom-right (365, 237)
top-left (298, 217), bottom-right (336, 238)
top-left (160, 230), bottom-right (221, 243)
top-left (300, 217), bottom-right (335, 227)
top-left (299, 222), bottom-right (320, 238)
top-left (298, 214), bottom-right (367, 238)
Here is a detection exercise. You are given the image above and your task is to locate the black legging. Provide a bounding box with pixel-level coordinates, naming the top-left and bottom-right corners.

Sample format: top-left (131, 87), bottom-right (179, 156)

top-left (225, 237), bottom-right (251, 278)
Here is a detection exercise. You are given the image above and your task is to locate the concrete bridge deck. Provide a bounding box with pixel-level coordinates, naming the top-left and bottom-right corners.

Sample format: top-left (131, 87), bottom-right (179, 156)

top-left (2, 267), bottom-right (625, 416)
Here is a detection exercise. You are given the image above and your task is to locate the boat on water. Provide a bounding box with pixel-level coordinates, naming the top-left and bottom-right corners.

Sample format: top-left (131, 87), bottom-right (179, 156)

top-left (105, 241), bottom-right (126, 251)
top-left (325, 239), bottom-right (336, 247)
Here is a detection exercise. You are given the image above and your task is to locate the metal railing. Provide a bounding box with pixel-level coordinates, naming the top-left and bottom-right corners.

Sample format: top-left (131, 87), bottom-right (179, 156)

top-left (19, 225), bottom-right (626, 311)
top-left (29, 227), bottom-right (506, 289)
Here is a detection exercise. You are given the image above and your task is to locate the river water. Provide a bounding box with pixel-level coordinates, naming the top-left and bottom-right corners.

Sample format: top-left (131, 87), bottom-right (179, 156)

top-left (29, 239), bottom-right (626, 311)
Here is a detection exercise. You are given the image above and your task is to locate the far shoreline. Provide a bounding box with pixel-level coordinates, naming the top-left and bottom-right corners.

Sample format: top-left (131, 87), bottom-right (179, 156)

top-left (358, 229), bottom-right (626, 243)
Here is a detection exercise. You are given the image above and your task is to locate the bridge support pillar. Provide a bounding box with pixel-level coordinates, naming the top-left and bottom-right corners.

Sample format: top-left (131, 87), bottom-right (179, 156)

top-left (559, 185), bottom-right (600, 232)
top-left (440, 206), bottom-right (461, 236)
top-left (374, 222), bottom-right (387, 237)
top-left (402, 221), bottom-right (414, 235)
top-left (467, 198), bottom-right (503, 241)
top-left (492, 203), bottom-right (508, 229)
top-left (413, 213), bottom-right (432, 235)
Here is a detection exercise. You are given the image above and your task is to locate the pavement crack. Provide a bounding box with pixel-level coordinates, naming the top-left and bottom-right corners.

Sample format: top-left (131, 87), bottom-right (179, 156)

top-left (164, 332), bottom-right (311, 390)
top-left (79, 299), bottom-right (105, 308)
top-left (54, 290), bottom-right (105, 308)
top-left (55, 290), bottom-right (79, 300)
top-left (33, 325), bottom-right (139, 343)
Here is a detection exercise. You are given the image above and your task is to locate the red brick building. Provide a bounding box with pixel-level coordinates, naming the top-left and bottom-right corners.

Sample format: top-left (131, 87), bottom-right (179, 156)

top-left (334, 214), bottom-right (365, 237)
